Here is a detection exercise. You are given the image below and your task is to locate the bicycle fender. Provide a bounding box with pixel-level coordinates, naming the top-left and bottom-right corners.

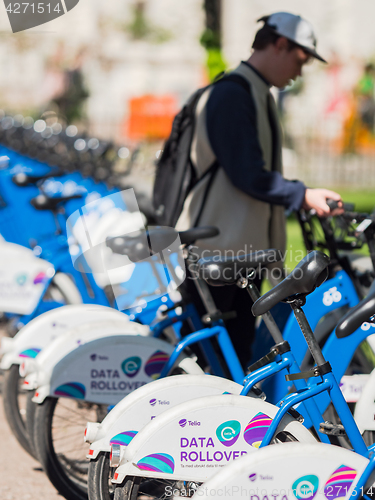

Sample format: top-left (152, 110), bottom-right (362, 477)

top-left (112, 394), bottom-right (316, 484)
top-left (87, 374), bottom-right (244, 459)
top-left (0, 304), bottom-right (132, 370)
top-left (0, 241), bottom-right (55, 315)
top-left (193, 442), bottom-right (369, 500)
top-left (22, 318), bottom-right (150, 389)
top-left (31, 335), bottom-right (198, 405)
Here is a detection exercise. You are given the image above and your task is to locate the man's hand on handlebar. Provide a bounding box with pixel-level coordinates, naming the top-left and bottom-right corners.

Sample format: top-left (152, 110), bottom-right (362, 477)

top-left (302, 188), bottom-right (343, 217)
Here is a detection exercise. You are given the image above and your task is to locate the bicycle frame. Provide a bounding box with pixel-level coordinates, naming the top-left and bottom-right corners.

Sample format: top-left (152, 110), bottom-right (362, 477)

top-left (268, 269), bottom-right (365, 405)
top-left (255, 298), bottom-right (374, 466)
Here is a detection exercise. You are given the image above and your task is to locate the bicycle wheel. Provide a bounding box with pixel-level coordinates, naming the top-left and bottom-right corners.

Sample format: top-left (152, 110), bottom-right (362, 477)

top-left (114, 476), bottom-right (194, 500)
top-left (88, 452), bottom-right (115, 500)
top-left (2, 364), bottom-right (36, 458)
top-left (25, 390), bottom-right (38, 458)
top-left (33, 396), bottom-right (107, 500)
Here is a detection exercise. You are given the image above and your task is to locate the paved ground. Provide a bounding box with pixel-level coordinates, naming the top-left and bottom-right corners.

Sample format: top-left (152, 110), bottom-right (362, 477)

top-left (0, 328), bottom-right (61, 499)
top-left (0, 392), bottom-right (62, 499)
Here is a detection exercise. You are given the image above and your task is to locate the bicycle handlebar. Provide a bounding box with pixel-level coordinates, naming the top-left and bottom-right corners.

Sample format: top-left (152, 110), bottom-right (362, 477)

top-left (326, 198), bottom-right (355, 213)
top-left (297, 198), bottom-right (375, 297)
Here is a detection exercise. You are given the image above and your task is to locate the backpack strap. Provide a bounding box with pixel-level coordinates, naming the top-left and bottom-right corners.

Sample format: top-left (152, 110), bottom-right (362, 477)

top-left (193, 160), bottom-right (220, 227)
top-left (192, 73), bottom-right (250, 228)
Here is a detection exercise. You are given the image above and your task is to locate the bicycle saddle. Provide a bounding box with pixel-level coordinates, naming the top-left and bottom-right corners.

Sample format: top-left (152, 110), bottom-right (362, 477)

top-left (197, 249), bottom-right (283, 286)
top-left (252, 251), bottom-right (330, 316)
top-left (106, 227), bottom-right (179, 262)
top-left (179, 226), bottom-right (219, 246)
top-left (335, 280), bottom-right (375, 338)
top-left (106, 226), bottom-right (220, 262)
top-left (12, 170), bottom-right (62, 187)
top-left (30, 194), bottom-right (83, 211)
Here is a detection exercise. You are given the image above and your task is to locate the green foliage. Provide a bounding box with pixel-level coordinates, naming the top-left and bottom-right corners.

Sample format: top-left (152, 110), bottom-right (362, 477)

top-left (337, 189), bottom-right (375, 214)
top-left (125, 2), bottom-right (171, 43)
top-left (206, 48), bottom-right (227, 82)
top-left (127, 3), bottom-right (149, 39)
top-left (200, 28), bottom-right (220, 50)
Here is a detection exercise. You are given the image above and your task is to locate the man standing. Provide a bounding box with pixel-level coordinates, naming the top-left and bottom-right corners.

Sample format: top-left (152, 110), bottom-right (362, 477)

top-left (177, 12), bottom-right (342, 367)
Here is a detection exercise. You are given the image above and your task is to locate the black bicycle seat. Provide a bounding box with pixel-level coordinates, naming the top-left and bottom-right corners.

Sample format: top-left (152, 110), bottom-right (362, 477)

top-left (106, 227), bottom-right (179, 263)
top-left (336, 281), bottom-right (375, 338)
top-left (197, 249), bottom-right (283, 286)
top-left (12, 170), bottom-right (62, 187)
top-left (179, 227), bottom-right (219, 246)
top-left (30, 194), bottom-right (83, 211)
top-left (252, 251), bottom-right (330, 316)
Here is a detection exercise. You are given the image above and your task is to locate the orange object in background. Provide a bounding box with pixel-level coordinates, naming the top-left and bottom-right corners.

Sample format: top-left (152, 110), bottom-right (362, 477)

top-left (339, 94), bottom-right (375, 155)
top-left (125, 94), bottom-right (178, 141)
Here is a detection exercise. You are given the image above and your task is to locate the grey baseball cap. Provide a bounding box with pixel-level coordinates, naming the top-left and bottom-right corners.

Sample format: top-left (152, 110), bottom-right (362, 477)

top-left (258, 12), bottom-right (327, 63)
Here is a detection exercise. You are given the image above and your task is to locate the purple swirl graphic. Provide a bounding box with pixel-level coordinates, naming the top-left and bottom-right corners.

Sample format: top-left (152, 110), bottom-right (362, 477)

top-left (19, 347), bottom-right (41, 358)
top-left (137, 453), bottom-right (175, 474)
top-left (54, 382), bottom-right (86, 399)
top-left (110, 431), bottom-right (138, 446)
top-left (243, 412), bottom-right (272, 448)
top-left (144, 351), bottom-right (169, 379)
top-left (324, 465), bottom-right (357, 499)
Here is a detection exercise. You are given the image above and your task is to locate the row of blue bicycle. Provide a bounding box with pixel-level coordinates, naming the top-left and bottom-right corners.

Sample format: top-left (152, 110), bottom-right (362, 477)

top-left (1, 112), bottom-right (375, 500)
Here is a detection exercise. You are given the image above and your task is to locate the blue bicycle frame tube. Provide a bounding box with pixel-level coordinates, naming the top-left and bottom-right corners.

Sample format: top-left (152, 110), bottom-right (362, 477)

top-left (327, 371), bottom-right (369, 457)
top-left (310, 321), bottom-right (375, 415)
top-left (150, 304), bottom-right (226, 377)
top-left (159, 325), bottom-right (244, 383)
top-left (259, 379), bottom-right (331, 447)
top-left (353, 454), bottom-right (375, 499)
top-left (260, 371), bottom-right (369, 457)
top-left (241, 351), bottom-right (331, 443)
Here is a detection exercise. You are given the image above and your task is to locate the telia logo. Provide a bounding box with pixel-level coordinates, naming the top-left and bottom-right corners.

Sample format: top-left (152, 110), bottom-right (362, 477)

top-left (149, 399), bottom-right (157, 406)
top-left (249, 473), bottom-right (257, 482)
top-left (4, 0), bottom-right (80, 33)
top-left (216, 420), bottom-right (241, 447)
top-left (90, 354), bottom-right (97, 361)
top-left (292, 475), bottom-right (319, 500)
top-left (121, 356), bottom-right (142, 378)
top-left (179, 419), bottom-right (200, 427)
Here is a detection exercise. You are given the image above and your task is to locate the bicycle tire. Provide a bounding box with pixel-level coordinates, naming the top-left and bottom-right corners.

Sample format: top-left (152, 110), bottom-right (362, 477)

top-left (25, 390), bottom-right (38, 458)
top-left (2, 364), bottom-right (36, 458)
top-left (33, 396), bottom-right (106, 500)
top-left (88, 452), bottom-right (115, 500)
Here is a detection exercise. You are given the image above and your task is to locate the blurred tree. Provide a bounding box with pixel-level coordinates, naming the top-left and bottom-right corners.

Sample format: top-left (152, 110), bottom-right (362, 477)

top-left (128, 1), bottom-right (148, 39)
top-left (203, 0), bottom-right (221, 41)
top-left (201, 0), bottom-right (227, 81)
top-left (125, 0), bottom-right (171, 43)
top-left (51, 48), bottom-right (89, 124)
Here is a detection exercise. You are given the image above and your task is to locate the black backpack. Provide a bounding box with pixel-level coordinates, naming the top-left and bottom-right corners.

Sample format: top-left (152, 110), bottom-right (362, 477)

top-left (152, 74), bottom-right (250, 227)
